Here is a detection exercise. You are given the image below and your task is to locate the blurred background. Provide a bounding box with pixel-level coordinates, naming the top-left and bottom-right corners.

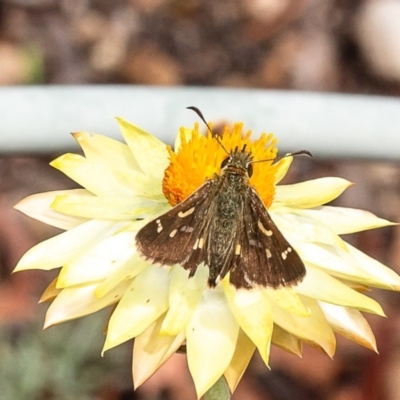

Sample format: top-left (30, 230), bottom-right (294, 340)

top-left (1, 0), bottom-right (400, 399)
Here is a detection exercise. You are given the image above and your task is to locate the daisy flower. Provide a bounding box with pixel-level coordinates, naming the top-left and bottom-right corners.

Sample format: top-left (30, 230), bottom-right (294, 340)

top-left (14, 117), bottom-right (400, 398)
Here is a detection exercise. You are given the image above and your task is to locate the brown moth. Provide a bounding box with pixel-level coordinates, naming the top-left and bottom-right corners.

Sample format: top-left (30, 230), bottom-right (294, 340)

top-left (136, 107), bottom-right (310, 289)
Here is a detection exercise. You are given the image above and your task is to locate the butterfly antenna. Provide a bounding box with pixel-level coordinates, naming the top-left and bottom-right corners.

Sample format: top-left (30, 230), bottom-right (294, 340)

top-left (251, 150), bottom-right (313, 164)
top-left (187, 106), bottom-right (230, 155)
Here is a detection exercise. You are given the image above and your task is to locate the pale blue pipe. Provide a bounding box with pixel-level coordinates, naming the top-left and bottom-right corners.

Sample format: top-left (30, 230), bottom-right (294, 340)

top-left (0, 85), bottom-right (398, 159)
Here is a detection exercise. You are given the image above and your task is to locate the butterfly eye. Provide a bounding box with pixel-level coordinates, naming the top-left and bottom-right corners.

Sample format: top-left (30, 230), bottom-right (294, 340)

top-left (247, 163), bottom-right (253, 177)
top-left (221, 157), bottom-right (230, 169)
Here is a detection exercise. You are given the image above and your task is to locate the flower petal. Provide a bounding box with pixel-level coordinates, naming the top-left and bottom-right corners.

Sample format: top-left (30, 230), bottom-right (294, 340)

top-left (52, 150), bottom-right (163, 198)
top-left (319, 302), bottom-right (377, 351)
top-left (271, 325), bottom-right (302, 356)
top-left (52, 192), bottom-right (168, 220)
top-left (270, 295), bottom-right (336, 357)
top-left (296, 266), bottom-right (384, 316)
top-left (295, 241), bottom-right (381, 284)
top-left (103, 265), bottom-right (170, 352)
top-left (57, 232), bottom-right (137, 288)
top-left (73, 131), bottom-right (141, 171)
top-left (94, 255), bottom-right (148, 298)
top-left (161, 264), bottom-right (208, 335)
top-left (186, 288), bottom-right (239, 398)
top-left (265, 287), bottom-right (310, 317)
top-left (133, 314), bottom-right (186, 388)
top-left (39, 278), bottom-right (61, 303)
top-left (50, 153), bottom-right (136, 197)
top-left (273, 210), bottom-right (347, 249)
top-left (14, 219), bottom-right (125, 271)
top-left (14, 190), bottom-right (88, 230)
top-left (116, 117), bottom-right (170, 180)
top-left (274, 155), bottom-right (293, 184)
top-left (345, 243), bottom-right (400, 290)
top-left (44, 280), bottom-right (131, 327)
top-left (223, 282), bottom-right (273, 365)
top-left (224, 329), bottom-right (256, 393)
top-left (292, 206), bottom-right (396, 235)
top-left (273, 177), bottom-right (352, 209)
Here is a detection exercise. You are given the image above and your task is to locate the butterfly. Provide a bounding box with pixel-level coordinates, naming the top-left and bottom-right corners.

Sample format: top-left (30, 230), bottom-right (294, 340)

top-left (135, 107), bottom-right (309, 289)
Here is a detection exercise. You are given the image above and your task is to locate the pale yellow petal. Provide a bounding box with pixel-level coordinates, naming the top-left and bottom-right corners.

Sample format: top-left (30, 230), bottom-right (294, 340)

top-left (116, 117), bottom-right (170, 180)
top-left (224, 329), bottom-right (256, 393)
top-left (274, 155), bottom-right (293, 184)
top-left (296, 266), bottom-right (384, 316)
top-left (271, 325), bottom-right (302, 356)
top-left (133, 314), bottom-right (186, 388)
top-left (265, 287), bottom-right (310, 317)
top-left (52, 152), bottom-right (162, 198)
top-left (161, 264), bottom-right (208, 335)
top-left (57, 232), bottom-right (136, 288)
top-left (271, 295), bottom-right (336, 357)
top-left (74, 128), bottom-right (166, 198)
top-left (345, 243), bottom-right (400, 290)
top-left (273, 177), bottom-right (352, 208)
top-left (73, 131), bottom-right (141, 171)
top-left (51, 192), bottom-right (167, 220)
top-left (103, 265), bottom-right (170, 352)
top-left (272, 210), bottom-right (347, 250)
top-left (14, 190), bottom-right (88, 230)
top-left (223, 283), bottom-right (273, 365)
top-left (94, 255), bottom-right (148, 298)
top-left (319, 302), bottom-right (377, 351)
top-left (14, 219), bottom-right (125, 272)
top-left (292, 206), bottom-right (396, 235)
top-left (51, 153), bottom-right (132, 196)
top-left (44, 280), bottom-right (131, 327)
top-left (186, 289), bottom-right (239, 398)
top-left (294, 241), bottom-right (381, 284)
top-left (39, 278), bottom-right (61, 303)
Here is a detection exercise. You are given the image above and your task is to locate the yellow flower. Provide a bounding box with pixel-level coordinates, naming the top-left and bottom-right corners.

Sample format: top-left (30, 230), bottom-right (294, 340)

top-left (14, 117), bottom-right (400, 398)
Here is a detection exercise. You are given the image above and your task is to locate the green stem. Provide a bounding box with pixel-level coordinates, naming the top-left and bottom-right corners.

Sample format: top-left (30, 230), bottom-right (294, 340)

top-left (204, 376), bottom-right (231, 400)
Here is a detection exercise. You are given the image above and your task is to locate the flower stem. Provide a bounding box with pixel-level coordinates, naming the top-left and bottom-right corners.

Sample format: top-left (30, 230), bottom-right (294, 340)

top-left (204, 376), bottom-right (231, 400)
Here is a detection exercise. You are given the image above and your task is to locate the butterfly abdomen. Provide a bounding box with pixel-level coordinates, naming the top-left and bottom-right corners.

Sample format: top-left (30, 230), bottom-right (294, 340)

top-left (207, 172), bottom-right (247, 286)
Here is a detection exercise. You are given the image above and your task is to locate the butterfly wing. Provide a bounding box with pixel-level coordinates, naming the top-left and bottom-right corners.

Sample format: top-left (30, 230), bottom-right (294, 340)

top-left (135, 180), bottom-right (216, 275)
top-left (137, 180), bottom-right (305, 289)
top-left (228, 187), bottom-right (306, 288)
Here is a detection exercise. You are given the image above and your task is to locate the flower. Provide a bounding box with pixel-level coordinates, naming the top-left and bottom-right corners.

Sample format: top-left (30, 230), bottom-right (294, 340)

top-left (14, 117), bottom-right (400, 397)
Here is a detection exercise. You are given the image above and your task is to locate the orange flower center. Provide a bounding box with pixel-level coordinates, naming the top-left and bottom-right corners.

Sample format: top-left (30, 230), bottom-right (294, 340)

top-left (162, 122), bottom-right (281, 208)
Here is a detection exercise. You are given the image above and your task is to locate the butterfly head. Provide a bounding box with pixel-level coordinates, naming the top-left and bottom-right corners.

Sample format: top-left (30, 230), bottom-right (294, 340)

top-left (220, 144), bottom-right (254, 177)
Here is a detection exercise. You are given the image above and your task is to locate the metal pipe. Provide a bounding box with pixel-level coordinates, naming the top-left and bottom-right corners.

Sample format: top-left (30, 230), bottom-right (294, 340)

top-left (0, 85), bottom-right (398, 159)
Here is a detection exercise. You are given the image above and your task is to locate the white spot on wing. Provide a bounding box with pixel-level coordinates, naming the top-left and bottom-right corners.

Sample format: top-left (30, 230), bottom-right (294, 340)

top-left (281, 247), bottom-right (291, 260)
top-left (249, 239), bottom-right (262, 248)
top-left (266, 249), bottom-right (272, 258)
top-left (243, 273), bottom-right (253, 286)
top-left (181, 226), bottom-right (194, 233)
top-left (235, 244), bottom-right (241, 255)
top-left (178, 207), bottom-right (195, 218)
top-left (257, 220), bottom-right (273, 236)
top-left (169, 229), bottom-right (178, 238)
